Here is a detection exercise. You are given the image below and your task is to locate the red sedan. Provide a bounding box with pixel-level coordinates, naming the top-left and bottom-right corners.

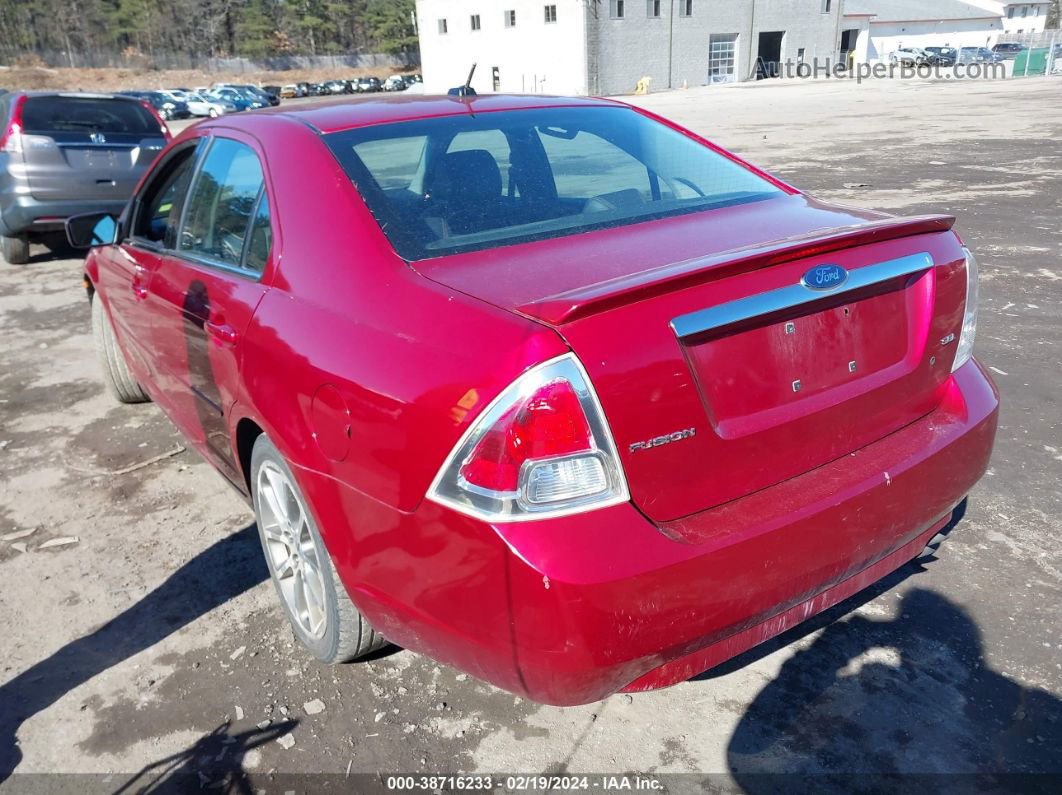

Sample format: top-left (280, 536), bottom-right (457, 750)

top-left (68, 94), bottom-right (998, 706)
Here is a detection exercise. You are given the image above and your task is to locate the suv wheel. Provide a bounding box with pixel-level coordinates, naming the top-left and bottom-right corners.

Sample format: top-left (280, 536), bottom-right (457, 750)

top-left (1, 234), bottom-right (30, 265)
top-left (251, 434), bottom-right (387, 663)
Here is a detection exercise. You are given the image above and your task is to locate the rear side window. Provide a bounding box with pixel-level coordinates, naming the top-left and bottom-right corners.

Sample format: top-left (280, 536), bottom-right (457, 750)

top-left (20, 96), bottom-right (163, 136)
top-left (180, 138), bottom-right (266, 269)
top-left (244, 193), bottom-right (272, 274)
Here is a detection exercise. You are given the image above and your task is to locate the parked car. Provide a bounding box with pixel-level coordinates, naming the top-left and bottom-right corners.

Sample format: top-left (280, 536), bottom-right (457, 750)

top-left (216, 84), bottom-right (276, 107)
top-left (261, 86), bottom-right (282, 105)
top-left (383, 74), bottom-right (408, 91)
top-left (325, 79), bottom-right (349, 95)
top-left (120, 91), bottom-right (191, 121)
top-left (992, 42), bottom-right (1027, 59)
top-left (957, 47), bottom-right (1001, 65)
top-left (68, 94), bottom-right (997, 705)
top-left (890, 47), bottom-right (931, 66)
top-left (280, 84), bottom-right (299, 99)
top-left (0, 91), bottom-right (169, 264)
top-left (353, 76), bottom-right (382, 93)
top-left (208, 87), bottom-right (264, 111)
top-left (162, 89), bottom-right (236, 118)
top-left (296, 82), bottom-right (313, 97)
top-left (923, 46), bottom-right (957, 66)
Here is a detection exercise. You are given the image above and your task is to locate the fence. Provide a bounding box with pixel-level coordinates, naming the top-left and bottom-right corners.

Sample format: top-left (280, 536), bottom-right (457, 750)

top-left (999, 30), bottom-right (1061, 77)
top-left (0, 49), bottom-right (418, 72)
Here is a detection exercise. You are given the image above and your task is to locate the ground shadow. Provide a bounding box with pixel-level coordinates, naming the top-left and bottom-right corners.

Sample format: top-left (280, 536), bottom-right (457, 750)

top-left (114, 718), bottom-right (298, 794)
top-left (726, 582), bottom-right (1062, 791)
top-left (0, 524), bottom-right (268, 781)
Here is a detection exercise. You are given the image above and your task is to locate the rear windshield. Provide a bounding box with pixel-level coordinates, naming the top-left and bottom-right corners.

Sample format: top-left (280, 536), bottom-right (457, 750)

top-left (325, 106), bottom-right (783, 260)
top-left (21, 96), bottom-right (163, 136)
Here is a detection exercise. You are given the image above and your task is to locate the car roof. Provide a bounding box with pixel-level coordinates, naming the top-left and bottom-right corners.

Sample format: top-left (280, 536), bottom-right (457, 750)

top-left (208, 93), bottom-right (625, 135)
top-left (4, 90), bottom-right (144, 101)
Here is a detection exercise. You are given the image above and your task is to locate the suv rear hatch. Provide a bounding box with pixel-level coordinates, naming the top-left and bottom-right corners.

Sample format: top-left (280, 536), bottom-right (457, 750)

top-left (415, 194), bottom-right (970, 522)
top-left (17, 94), bottom-right (167, 201)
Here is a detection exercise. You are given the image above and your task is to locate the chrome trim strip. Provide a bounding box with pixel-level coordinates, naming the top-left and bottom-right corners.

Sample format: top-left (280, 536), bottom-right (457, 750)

top-left (669, 252), bottom-right (933, 339)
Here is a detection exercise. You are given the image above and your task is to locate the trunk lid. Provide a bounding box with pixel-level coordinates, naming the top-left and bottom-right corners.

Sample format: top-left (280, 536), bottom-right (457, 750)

top-left (19, 95), bottom-right (166, 201)
top-left (415, 195), bottom-right (969, 522)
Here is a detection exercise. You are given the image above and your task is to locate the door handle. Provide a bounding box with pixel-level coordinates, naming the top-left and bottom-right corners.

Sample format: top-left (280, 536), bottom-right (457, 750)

top-left (205, 319), bottom-right (239, 347)
top-left (131, 264), bottom-right (148, 300)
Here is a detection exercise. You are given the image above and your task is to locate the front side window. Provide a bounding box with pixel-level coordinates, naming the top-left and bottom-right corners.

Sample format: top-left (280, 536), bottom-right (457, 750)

top-left (325, 106), bottom-right (784, 260)
top-left (179, 137), bottom-right (266, 269)
top-left (133, 146), bottom-right (200, 246)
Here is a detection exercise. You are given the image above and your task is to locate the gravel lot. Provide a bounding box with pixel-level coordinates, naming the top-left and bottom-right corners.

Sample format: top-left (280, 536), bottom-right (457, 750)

top-left (1, 76), bottom-right (1060, 791)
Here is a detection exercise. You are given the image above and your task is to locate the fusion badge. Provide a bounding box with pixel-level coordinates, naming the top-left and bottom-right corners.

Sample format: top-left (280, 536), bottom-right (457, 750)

top-left (629, 428), bottom-right (697, 453)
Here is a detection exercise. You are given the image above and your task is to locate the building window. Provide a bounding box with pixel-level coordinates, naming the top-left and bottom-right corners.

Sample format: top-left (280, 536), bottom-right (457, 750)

top-left (544, 4), bottom-right (557, 23)
top-left (610, 0), bottom-right (625, 18)
top-left (438, 18), bottom-right (447, 34)
top-left (504, 9), bottom-right (516, 26)
top-left (1007, 7), bottom-right (1014, 17)
top-left (679, 0), bottom-right (693, 16)
top-left (822, 0), bottom-right (831, 12)
top-left (470, 14), bottom-right (481, 30)
top-left (647, 0), bottom-right (661, 18)
top-left (1021, 5), bottom-right (1028, 16)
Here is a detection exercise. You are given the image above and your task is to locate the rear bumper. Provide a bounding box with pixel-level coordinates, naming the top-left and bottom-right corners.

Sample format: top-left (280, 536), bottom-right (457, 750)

top-left (0, 195), bottom-right (128, 237)
top-left (310, 359), bottom-right (997, 706)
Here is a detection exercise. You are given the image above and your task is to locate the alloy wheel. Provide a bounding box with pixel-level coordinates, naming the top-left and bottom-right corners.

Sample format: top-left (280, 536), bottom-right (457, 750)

top-left (256, 461), bottom-right (329, 638)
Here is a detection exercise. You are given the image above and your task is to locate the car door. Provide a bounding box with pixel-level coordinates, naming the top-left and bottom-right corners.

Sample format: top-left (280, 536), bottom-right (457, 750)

top-left (98, 141), bottom-right (202, 386)
top-left (148, 133), bottom-right (274, 487)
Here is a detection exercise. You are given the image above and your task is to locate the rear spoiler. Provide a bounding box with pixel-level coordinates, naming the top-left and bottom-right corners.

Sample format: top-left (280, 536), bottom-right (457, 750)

top-left (516, 214), bottom-right (956, 326)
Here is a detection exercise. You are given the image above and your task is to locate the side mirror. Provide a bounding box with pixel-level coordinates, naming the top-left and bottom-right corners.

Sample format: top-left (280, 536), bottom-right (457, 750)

top-left (66, 212), bottom-right (118, 249)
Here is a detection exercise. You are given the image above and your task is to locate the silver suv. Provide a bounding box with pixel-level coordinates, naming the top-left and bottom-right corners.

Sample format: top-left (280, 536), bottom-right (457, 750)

top-left (0, 92), bottom-right (169, 264)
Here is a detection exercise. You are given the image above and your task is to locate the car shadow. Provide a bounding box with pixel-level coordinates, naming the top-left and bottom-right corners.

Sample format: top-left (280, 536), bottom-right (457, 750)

top-left (0, 524), bottom-right (268, 781)
top-left (722, 572), bottom-right (1062, 787)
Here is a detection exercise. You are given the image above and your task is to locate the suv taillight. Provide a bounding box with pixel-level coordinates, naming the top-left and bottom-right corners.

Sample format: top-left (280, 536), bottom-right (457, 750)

top-left (427, 354), bottom-right (629, 521)
top-left (0, 95), bottom-right (27, 155)
top-left (138, 100), bottom-right (172, 142)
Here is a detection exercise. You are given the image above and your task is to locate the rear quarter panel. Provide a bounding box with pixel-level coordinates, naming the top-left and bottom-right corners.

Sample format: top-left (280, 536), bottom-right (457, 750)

top-left (230, 115), bottom-right (567, 512)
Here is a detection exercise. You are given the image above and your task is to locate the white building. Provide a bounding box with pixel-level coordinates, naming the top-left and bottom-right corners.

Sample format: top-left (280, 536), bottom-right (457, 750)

top-left (415, 0), bottom-right (845, 96)
top-left (843, 0), bottom-right (1006, 61)
top-left (416, 0), bottom-right (591, 95)
top-left (964, 1), bottom-right (1052, 34)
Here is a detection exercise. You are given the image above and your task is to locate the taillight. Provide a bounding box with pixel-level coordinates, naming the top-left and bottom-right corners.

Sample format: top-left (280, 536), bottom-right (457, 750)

top-left (952, 247), bottom-right (979, 372)
top-left (139, 100), bottom-right (172, 142)
top-left (427, 354), bottom-right (629, 521)
top-left (0, 95), bottom-right (27, 155)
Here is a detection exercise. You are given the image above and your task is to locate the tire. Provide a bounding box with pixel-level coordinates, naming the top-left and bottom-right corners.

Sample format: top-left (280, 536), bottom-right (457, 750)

top-left (91, 295), bottom-right (150, 403)
top-left (208, 108), bottom-right (219, 118)
top-left (1, 234), bottom-right (30, 265)
top-left (250, 434), bottom-right (386, 663)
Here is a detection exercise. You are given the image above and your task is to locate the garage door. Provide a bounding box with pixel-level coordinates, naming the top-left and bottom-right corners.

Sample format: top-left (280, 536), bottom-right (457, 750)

top-left (709, 33), bottom-right (739, 84)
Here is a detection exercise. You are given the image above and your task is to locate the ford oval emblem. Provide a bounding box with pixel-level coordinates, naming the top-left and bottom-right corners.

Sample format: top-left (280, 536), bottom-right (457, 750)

top-left (801, 264), bottom-right (848, 291)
